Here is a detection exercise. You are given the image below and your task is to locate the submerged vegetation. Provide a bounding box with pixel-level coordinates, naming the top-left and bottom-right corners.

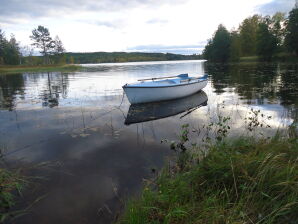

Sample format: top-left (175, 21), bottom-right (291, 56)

top-left (120, 110), bottom-right (298, 224)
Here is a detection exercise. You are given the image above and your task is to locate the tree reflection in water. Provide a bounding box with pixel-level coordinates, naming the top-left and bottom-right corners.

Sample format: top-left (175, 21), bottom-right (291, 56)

top-left (0, 72), bottom-right (69, 110)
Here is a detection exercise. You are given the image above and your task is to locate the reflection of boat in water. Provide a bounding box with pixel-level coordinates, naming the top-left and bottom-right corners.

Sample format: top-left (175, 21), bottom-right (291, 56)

top-left (124, 91), bottom-right (208, 125)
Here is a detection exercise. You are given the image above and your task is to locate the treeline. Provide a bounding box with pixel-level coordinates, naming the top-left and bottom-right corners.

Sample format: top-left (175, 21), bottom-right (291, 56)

top-left (0, 25), bottom-right (65, 66)
top-left (64, 52), bottom-right (202, 64)
top-left (0, 30), bottom-right (20, 65)
top-left (0, 25), bottom-right (202, 66)
top-left (203, 6), bottom-right (298, 62)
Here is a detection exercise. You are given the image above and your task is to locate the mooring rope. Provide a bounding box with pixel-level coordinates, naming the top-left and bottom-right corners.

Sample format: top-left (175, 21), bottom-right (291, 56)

top-left (118, 90), bottom-right (125, 108)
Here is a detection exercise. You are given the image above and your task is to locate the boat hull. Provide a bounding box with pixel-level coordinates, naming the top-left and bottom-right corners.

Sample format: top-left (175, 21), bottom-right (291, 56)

top-left (123, 80), bottom-right (207, 104)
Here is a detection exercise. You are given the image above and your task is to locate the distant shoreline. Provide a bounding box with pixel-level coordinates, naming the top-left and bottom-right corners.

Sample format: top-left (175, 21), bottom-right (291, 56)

top-left (2, 55), bottom-right (297, 75)
top-left (0, 64), bottom-right (81, 74)
top-left (0, 59), bottom-right (203, 74)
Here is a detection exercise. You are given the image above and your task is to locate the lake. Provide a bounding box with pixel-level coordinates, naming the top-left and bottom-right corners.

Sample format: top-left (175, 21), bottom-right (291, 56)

top-left (0, 60), bottom-right (297, 223)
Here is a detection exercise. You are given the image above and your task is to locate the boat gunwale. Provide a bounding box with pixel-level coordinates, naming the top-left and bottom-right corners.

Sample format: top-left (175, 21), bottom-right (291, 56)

top-left (123, 78), bottom-right (207, 89)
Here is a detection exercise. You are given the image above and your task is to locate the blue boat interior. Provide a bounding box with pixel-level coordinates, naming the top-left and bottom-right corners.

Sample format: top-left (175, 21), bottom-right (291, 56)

top-left (125, 74), bottom-right (207, 87)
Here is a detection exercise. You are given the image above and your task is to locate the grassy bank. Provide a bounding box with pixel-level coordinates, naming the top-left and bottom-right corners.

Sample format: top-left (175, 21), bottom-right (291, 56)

top-left (0, 64), bottom-right (81, 74)
top-left (0, 168), bottom-right (25, 222)
top-left (120, 136), bottom-right (298, 224)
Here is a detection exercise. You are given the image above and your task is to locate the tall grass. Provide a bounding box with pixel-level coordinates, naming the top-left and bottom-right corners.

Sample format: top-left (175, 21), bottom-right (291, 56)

top-left (119, 136), bottom-right (298, 224)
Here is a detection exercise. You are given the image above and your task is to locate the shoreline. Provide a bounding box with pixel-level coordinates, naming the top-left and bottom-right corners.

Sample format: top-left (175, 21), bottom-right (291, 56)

top-left (0, 64), bottom-right (82, 74)
top-left (1, 57), bottom-right (297, 75)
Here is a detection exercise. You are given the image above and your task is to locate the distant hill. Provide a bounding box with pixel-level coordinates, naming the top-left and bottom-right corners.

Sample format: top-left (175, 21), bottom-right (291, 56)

top-left (64, 52), bottom-right (202, 64)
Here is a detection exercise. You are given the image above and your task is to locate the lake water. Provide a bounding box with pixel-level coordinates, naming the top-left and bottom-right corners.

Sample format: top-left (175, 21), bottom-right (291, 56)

top-left (0, 60), bottom-right (297, 223)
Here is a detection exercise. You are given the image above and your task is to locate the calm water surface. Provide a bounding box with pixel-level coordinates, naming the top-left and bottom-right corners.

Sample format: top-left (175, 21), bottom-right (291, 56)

top-left (0, 60), bottom-right (297, 223)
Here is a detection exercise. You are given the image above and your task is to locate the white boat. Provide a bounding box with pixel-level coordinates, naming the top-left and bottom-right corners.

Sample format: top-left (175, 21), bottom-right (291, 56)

top-left (122, 74), bottom-right (208, 104)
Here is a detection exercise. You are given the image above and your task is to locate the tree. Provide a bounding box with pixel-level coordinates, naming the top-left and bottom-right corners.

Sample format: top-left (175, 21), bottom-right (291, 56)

top-left (270, 12), bottom-right (286, 51)
top-left (53, 36), bottom-right (66, 64)
top-left (239, 15), bottom-right (261, 56)
top-left (0, 28), bottom-right (5, 64)
top-left (203, 24), bottom-right (231, 62)
top-left (0, 29), bottom-right (20, 65)
top-left (229, 31), bottom-right (241, 62)
top-left (285, 7), bottom-right (298, 55)
top-left (256, 22), bottom-right (277, 60)
top-left (54, 36), bottom-right (65, 54)
top-left (202, 39), bottom-right (213, 61)
top-left (7, 34), bottom-right (20, 64)
top-left (20, 45), bottom-right (36, 65)
top-left (30, 25), bottom-right (55, 64)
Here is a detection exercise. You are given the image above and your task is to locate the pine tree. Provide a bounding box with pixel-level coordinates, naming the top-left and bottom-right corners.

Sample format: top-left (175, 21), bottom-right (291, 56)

top-left (30, 25), bottom-right (55, 64)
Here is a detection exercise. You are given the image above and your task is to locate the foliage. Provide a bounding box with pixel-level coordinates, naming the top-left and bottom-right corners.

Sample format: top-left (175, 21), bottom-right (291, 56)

top-left (229, 31), bottom-right (241, 62)
top-left (63, 52), bottom-right (202, 64)
top-left (203, 24), bottom-right (231, 62)
top-left (239, 15), bottom-right (261, 57)
top-left (270, 12), bottom-right (286, 51)
top-left (285, 7), bottom-right (298, 55)
top-left (256, 22), bottom-right (278, 60)
top-left (0, 29), bottom-right (20, 65)
top-left (52, 36), bottom-right (66, 64)
top-left (54, 36), bottom-right (65, 55)
top-left (244, 108), bottom-right (272, 133)
top-left (30, 25), bottom-right (56, 64)
top-left (120, 136), bottom-right (298, 224)
top-left (202, 8), bottom-right (297, 62)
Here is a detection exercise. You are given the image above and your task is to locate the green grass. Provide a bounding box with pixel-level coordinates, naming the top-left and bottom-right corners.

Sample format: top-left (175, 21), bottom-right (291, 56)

top-left (119, 137), bottom-right (298, 224)
top-left (0, 64), bottom-right (82, 74)
top-left (0, 168), bottom-right (26, 222)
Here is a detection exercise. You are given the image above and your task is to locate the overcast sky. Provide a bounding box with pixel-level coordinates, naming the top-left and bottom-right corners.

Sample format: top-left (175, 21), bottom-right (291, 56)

top-left (0, 0), bottom-right (295, 54)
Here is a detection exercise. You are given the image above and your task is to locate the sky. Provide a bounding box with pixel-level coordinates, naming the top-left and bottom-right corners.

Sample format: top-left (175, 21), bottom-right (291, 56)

top-left (0, 0), bottom-right (296, 55)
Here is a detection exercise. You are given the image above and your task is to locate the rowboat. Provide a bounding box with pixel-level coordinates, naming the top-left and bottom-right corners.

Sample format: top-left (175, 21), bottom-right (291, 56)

top-left (124, 91), bottom-right (208, 125)
top-left (122, 74), bottom-right (208, 104)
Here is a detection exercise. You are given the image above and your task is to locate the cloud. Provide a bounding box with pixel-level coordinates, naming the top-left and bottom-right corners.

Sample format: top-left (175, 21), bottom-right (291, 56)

top-left (127, 44), bottom-right (206, 54)
top-left (0, 0), bottom-right (184, 24)
top-left (75, 19), bottom-right (125, 29)
top-left (256, 0), bottom-right (295, 15)
top-left (146, 18), bottom-right (168, 24)
top-left (0, 0), bottom-right (276, 54)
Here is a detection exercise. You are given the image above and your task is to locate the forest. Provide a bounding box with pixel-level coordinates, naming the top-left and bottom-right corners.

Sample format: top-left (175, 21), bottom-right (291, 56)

top-left (1, 5), bottom-right (298, 65)
top-left (0, 25), bottom-right (201, 66)
top-left (64, 52), bottom-right (201, 64)
top-left (203, 6), bottom-right (298, 62)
